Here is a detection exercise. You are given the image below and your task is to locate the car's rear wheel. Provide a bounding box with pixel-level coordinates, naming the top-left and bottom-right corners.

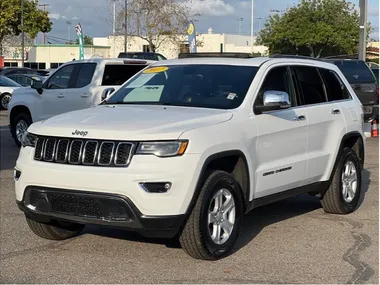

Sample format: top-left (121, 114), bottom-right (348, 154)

top-left (0, 93), bottom-right (11, 110)
top-left (11, 112), bottom-right (32, 148)
top-left (321, 147), bottom-right (362, 214)
top-left (179, 170), bottom-right (243, 260)
top-left (26, 217), bottom-right (85, 240)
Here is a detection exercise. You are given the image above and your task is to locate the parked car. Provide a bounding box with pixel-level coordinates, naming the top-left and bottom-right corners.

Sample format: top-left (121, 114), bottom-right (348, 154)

top-left (8, 58), bottom-right (154, 146)
top-left (0, 67), bottom-right (37, 76)
top-left (118, 52), bottom-right (166, 61)
top-left (0, 75), bottom-right (22, 110)
top-left (14, 56), bottom-right (365, 260)
top-left (323, 59), bottom-right (378, 120)
top-left (6, 74), bottom-right (47, 87)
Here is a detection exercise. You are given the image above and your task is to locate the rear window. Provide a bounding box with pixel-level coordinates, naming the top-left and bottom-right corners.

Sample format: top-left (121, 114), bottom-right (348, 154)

top-left (332, 61), bottom-right (376, 84)
top-left (101, 64), bottom-right (147, 86)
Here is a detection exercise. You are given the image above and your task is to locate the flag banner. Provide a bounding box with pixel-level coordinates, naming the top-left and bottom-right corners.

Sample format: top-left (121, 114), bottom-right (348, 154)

top-left (75, 23), bottom-right (85, 60)
top-left (187, 21), bottom-right (197, 53)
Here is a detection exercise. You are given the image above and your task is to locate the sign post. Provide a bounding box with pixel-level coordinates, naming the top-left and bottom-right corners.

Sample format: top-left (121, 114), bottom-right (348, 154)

top-left (75, 23), bottom-right (85, 60)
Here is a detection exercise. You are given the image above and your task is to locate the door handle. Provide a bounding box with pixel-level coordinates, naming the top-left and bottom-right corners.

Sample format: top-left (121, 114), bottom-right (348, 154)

top-left (331, 109), bottom-right (341, 115)
top-left (81, 94), bottom-right (89, 98)
top-left (294, 115), bottom-right (306, 121)
top-left (58, 95), bottom-right (65, 98)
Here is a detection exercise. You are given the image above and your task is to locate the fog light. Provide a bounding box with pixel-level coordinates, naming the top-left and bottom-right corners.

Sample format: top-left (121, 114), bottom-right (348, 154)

top-left (139, 182), bottom-right (172, 193)
top-left (14, 169), bottom-right (21, 181)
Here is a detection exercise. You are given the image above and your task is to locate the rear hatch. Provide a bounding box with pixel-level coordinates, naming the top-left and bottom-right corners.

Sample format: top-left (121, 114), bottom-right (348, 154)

top-left (330, 60), bottom-right (377, 107)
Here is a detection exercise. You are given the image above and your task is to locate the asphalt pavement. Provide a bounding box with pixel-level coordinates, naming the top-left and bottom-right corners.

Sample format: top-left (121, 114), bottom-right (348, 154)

top-left (0, 110), bottom-right (378, 284)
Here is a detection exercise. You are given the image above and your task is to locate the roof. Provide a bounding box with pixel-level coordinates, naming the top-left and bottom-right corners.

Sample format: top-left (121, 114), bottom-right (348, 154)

top-left (59, 58), bottom-right (156, 65)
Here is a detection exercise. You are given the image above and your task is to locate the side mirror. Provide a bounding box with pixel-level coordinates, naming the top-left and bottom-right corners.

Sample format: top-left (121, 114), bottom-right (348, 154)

top-left (254, 90), bottom-right (291, 114)
top-left (31, 80), bottom-right (43, 95)
top-left (101, 88), bottom-right (115, 100)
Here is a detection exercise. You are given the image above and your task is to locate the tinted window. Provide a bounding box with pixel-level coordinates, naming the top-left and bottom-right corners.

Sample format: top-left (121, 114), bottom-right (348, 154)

top-left (319, 68), bottom-right (351, 101)
top-left (0, 76), bottom-right (21, 87)
top-left (332, 61), bottom-right (376, 84)
top-left (102, 64), bottom-right (147, 86)
top-left (46, 64), bottom-right (75, 89)
top-left (76, 63), bottom-right (97, 88)
top-left (256, 66), bottom-right (296, 107)
top-left (372, 69), bottom-right (379, 83)
top-left (106, 64), bottom-right (258, 110)
top-left (293, 66), bottom-right (327, 105)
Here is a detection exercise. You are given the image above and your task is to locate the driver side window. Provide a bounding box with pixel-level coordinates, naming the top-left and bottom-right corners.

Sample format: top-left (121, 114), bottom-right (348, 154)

top-left (255, 66), bottom-right (296, 107)
top-left (46, 64), bottom-right (75, 89)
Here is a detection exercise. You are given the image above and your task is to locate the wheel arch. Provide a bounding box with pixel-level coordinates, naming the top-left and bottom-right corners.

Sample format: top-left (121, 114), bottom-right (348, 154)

top-left (10, 105), bottom-right (33, 125)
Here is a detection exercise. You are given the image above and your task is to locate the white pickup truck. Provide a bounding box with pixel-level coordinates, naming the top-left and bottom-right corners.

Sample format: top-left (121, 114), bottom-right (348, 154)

top-left (7, 58), bottom-right (153, 147)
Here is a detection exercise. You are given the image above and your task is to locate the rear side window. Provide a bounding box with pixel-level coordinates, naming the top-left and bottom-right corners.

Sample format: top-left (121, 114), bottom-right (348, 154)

top-left (319, 68), bottom-right (351, 101)
top-left (75, 63), bottom-right (97, 88)
top-left (293, 66), bottom-right (327, 105)
top-left (332, 61), bottom-right (376, 84)
top-left (102, 64), bottom-right (147, 86)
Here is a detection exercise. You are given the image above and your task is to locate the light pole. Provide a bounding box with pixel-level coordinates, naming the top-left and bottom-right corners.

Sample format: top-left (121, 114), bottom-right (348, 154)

top-left (255, 17), bottom-right (264, 32)
top-left (112, 0), bottom-right (116, 35)
top-left (66, 21), bottom-right (72, 43)
top-left (250, 0), bottom-right (254, 54)
top-left (358, 0), bottom-right (368, 61)
top-left (21, 0), bottom-right (25, 67)
top-left (124, 0), bottom-right (128, 52)
top-left (237, 17), bottom-right (243, 35)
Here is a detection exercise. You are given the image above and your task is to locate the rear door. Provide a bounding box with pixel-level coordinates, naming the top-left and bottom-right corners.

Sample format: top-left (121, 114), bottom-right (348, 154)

top-left (292, 65), bottom-right (346, 184)
top-left (332, 60), bottom-right (377, 111)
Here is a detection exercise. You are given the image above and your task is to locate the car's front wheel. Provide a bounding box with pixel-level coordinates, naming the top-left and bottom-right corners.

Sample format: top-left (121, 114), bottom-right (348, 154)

top-left (11, 112), bottom-right (32, 148)
top-left (0, 93), bottom-right (11, 110)
top-left (179, 170), bottom-right (243, 260)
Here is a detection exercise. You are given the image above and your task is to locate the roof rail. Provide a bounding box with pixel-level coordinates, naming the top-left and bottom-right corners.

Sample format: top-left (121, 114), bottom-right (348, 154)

top-left (269, 54), bottom-right (323, 61)
top-left (178, 52), bottom-right (255, 59)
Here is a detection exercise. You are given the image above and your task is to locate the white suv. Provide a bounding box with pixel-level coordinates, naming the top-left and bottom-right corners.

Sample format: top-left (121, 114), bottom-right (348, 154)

top-left (14, 56), bottom-right (366, 260)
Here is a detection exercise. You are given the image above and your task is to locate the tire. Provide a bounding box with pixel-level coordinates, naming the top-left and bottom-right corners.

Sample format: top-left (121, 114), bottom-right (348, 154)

top-left (26, 217), bottom-right (85, 240)
top-left (11, 112), bottom-right (32, 148)
top-left (0, 93), bottom-right (11, 110)
top-left (179, 170), bottom-right (244, 260)
top-left (321, 147), bottom-right (362, 214)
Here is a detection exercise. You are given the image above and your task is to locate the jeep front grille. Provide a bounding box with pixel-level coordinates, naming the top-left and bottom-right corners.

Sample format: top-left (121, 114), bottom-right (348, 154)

top-left (34, 136), bottom-right (134, 167)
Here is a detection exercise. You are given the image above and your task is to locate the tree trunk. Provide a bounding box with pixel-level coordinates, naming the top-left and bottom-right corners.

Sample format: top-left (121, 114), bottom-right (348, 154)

top-left (316, 47), bottom-right (325, 58)
top-left (308, 46), bottom-right (315, 57)
top-left (149, 42), bottom-right (156, 53)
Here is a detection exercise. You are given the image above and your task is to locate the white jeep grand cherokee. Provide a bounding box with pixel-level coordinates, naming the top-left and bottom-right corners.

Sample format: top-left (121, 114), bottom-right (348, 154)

top-left (14, 56), bottom-right (366, 260)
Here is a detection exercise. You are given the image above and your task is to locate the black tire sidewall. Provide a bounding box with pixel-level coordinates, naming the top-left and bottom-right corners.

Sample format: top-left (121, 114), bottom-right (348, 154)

top-left (199, 173), bottom-right (243, 258)
top-left (337, 148), bottom-right (362, 212)
top-left (11, 113), bottom-right (32, 147)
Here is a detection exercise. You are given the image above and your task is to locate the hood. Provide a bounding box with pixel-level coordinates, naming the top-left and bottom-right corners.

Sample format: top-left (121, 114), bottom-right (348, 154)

top-left (29, 105), bottom-right (233, 140)
top-left (0, 86), bottom-right (20, 93)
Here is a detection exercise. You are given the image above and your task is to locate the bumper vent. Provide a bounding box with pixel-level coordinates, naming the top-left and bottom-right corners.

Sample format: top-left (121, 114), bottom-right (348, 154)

top-left (34, 136), bottom-right (134, 167)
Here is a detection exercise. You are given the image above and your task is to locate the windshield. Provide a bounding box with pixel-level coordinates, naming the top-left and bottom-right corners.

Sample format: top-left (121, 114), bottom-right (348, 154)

top-left (0, 75), bottom-right (22, 87)
top-left (105, 64), bottom-right (258, 109)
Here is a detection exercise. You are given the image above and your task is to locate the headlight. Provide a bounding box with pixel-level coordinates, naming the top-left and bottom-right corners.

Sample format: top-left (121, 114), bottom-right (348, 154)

top-left (136, 141), bottom-right (188, 157)
top-left (21, 131), bottom-right (37, 148)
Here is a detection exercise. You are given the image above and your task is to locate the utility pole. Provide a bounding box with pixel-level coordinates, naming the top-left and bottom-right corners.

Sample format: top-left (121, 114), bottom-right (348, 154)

top-left (237, 17), bottom-right (243, 35)
top-left (250, 0), bottom-right (254, 54)
top-left (358, 0), bottom-right (368, 61)
top-left (38, 4), bottom-right (49, 44)
top-left (255, 17), bottom-right (264, 31)
top-left (66, 21), bottom-right (72, 43)
top-left (124, 0), bottom-right (127, 52)
top-left (112, 0), bottom-right (116, 35)
top-left (21, 0), bottom-right (25, 67)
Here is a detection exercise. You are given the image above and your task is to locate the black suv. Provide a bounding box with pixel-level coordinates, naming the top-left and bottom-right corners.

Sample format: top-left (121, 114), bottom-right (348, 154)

top-left (118, 52), bottom-right (166, 61)
top-left (323, 59), bottom-right (378, 120)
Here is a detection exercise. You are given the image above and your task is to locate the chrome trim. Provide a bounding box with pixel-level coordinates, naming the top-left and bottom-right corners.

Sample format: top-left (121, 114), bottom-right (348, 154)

top-left (97, 142), bottom-right (115, 166)
top-left (68, 140), bottom-right (83, 164)
top-left (34, 138), bottom-right (45, 160)
top-left (55, 139), bottom-right (70, 163)
top-left (82, 140), bottom-right (99, 165)
top-left (114, 142), bottom-right (134, 166)
top-left (43, 138), bottom-right (57, 162)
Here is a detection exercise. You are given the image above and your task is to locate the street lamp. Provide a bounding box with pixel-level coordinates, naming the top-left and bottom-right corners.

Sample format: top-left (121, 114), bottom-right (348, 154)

top-left (250, 0), bottom-right (254, 54)
top-left (66, 21), bottom-right (72, 43)
top-left (21, 0), bottom-right (25, 67)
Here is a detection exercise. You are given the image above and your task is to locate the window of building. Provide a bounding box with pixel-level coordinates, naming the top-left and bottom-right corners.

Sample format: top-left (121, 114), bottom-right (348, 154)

top-left (50, 63), bottom-right (65, 69)
top-left (143, 45), bottom-right (151, 52)
top-left (293, 66), bottom-right (327, 105)
top-left (4, 62), bottom-right (18, 67)
top-left (23, 62), bottom-right (46, 69)
top-left (179, 43), bottom-right (190, 53)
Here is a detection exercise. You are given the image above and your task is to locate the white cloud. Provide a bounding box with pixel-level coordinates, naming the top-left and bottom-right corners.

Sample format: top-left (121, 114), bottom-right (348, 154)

top-left (49, 12), bottom-right (67, 20)
top-left (187, 0), bottom-right (235, 16)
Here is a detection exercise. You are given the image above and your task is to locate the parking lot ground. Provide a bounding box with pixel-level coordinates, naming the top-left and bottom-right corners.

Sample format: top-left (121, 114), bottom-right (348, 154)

top-left (0, 110), bottom-right (378, 284)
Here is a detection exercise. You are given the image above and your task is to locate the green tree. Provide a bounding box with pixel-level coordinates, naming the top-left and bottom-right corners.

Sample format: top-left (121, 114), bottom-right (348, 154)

top-left (0, 0), bottom-right (52, 55)
top-left (75, 35), bottom-right (93, 45)
top-left (257, 0), bottom-right (372, 58)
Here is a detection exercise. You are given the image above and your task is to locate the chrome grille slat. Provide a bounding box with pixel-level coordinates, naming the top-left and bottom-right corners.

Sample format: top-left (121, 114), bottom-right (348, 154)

top-left (32, 136), bottom-right (133, 167)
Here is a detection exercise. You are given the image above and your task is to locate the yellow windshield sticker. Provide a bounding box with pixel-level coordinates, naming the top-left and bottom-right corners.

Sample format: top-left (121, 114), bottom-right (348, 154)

top-left (143, 66), bottom-right (168, 74)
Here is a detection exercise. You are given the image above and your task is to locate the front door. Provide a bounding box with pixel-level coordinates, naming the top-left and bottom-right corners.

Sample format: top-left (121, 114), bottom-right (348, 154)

top-left (252, 65), bottom-right (309, 198)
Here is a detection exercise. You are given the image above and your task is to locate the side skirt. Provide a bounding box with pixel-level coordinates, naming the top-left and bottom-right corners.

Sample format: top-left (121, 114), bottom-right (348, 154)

top-left (245, 181), bottom-right (330, 214)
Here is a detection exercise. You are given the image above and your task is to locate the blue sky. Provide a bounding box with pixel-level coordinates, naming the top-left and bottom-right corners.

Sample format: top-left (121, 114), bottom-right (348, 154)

top-left (39, 0), bottom-right (380, 44)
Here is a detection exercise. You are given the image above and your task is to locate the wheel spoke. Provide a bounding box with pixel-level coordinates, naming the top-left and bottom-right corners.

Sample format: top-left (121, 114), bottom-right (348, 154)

top-left (216, 191), bottom-right (223, 211)
top-left (208, 213), bottom-right (216, 224)
top-left (221, 219), bottom-right (233, 236)
top-left (342, 184), bottom-right (348, 198)
top-left (222, 195), bottom-right (234, 213)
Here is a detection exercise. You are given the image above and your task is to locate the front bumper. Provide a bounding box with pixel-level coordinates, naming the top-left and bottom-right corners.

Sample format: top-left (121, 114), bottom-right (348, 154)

top-left (17, 187), bottom-right (185, 238)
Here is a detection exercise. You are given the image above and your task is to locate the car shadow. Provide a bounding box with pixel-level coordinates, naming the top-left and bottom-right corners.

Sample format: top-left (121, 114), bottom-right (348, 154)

top-left (81, 167), bottom-right (372, 255)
